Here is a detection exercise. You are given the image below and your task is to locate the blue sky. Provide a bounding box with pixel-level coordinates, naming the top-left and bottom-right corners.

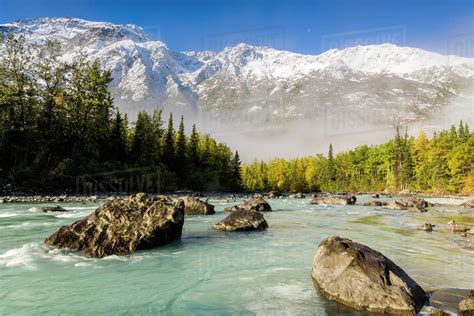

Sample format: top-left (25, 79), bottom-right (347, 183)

top-left (0, 0), bottom-right (472, 56)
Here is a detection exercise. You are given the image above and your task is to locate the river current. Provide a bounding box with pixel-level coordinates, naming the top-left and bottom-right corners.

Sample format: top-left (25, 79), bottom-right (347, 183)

top-left (0, 195), bottom-right (473, 315)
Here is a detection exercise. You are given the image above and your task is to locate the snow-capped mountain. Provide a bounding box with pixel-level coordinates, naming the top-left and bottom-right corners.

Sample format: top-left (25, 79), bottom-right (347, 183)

top-left (1, 17), bottom-right (473, 126)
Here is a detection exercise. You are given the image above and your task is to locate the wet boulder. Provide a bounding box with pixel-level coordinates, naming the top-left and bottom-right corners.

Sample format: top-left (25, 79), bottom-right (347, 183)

top-left (310, 195), bottom-right (356, 205)
top-left (363, 200), bottom-right (388, 207)
top-left (448, 220), bottom-right (471, 233)
top-left (181, 196), bottom-right (215, 215)
top-left (387, 198), bottom-right (430, 212)
top-left (44, 193), bottom-right (185, 258)
top-left (224, 196), bottom-right (272, 212)
top-left (212, 210), bottom-right (268, 232)
top-left (418, 223), bottom-right (435, 232)
top-left (311, 236), bottom-right (426, 314)
top-left (42, 205), bottom-right (67, 213)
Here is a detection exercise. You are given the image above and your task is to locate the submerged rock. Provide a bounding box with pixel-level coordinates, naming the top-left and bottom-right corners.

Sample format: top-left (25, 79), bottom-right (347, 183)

top-left (42, 205), bottom-right (67, 213)
top-left (363, 200), bottom-right (388, 207)
top-left (310, 195), bottom-right (356, 205)
top-left (212, 210), bottom-right (268, 231)
top-left (181, 196), bottom-right (215, 215)
top-left (224, 197), bottom-right (272, 212)
top-left (44, 193), bottom-right (185, 258)
top-left (311, 236), bottom-right (426, 314)
top-left (418, 223), bottom-right (435, 232)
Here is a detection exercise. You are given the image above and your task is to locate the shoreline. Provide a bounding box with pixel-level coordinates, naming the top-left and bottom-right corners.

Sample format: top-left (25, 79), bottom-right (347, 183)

top-left (1, 191), bottom-right (473, 204)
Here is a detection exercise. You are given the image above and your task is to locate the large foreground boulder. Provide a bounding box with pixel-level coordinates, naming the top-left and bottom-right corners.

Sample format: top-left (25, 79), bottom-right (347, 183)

top-left (224, 197), bottom-right (272, 212)
top-left (310, 195), bottom-right (356, 205)
top-left (312, 236), bottom-right (426, 314)
top-left (45, 193), bottom-right (185, 258)
top-left (181, 196), bottom-right (215, 215)
top-left (213, 210), bottom-right (268, 231)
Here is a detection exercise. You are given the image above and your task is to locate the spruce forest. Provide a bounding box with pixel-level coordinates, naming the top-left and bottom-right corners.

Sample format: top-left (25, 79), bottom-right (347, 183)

top-left (0, 35), bottom-right (242, 192)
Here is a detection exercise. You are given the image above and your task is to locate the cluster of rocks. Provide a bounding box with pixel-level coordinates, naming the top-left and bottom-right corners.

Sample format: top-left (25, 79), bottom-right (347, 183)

top-left (386, 198), bottom-right (434, 212)
top-left (416, 220), bottom-right (473, 235)
top-left (44, 195), bottom-right (272, 257)
top-left (1, 195), bottom-right (98, 203)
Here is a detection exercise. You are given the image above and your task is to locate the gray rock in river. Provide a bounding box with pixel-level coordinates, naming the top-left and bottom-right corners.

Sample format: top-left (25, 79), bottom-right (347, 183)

top-left (418, 223), bottom-right (435, 232)
top-left (224, 196), bottom-right (272, 212)
top-left (311, 236), bottom-right (426, 314)
top-left (386, 198), bottom-right (432, 212)
top-left (42, 205), bottom-right (67, 212)
top-left (310, 195), bottom-right (356, 205)
top-left (212, 210), bottom-right (268, 231)
top-left (362, 200), bottom-right (388, 207)
top-left (44, 193), bottom-right (184, 258)
top-left (180, 196), bottom-right (215, 215)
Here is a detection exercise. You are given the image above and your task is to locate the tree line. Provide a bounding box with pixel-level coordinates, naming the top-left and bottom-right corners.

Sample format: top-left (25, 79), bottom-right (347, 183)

top-left (0, 34), bottom-right (242, 192)
top-left (242, 122), bottom-right (473, 194)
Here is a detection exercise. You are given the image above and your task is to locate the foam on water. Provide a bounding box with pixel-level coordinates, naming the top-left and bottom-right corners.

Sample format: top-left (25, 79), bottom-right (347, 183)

top-left (54, 211), bottom-right (91, 218)
top-left (0, 243), bottom-right (38, 270)
top-left (0, 212), bottom-right (20, 218)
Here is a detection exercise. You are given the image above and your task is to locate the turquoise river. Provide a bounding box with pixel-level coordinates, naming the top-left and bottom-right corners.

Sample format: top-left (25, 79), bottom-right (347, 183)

top-left (0, 195), bottom-right (473, 315)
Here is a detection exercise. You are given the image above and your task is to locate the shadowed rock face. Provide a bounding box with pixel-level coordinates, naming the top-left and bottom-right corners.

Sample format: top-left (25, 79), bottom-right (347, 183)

top-left (213, 210), bottom-right (268, 232)
top-left (311, 236), bottom-right (426, 315)
top-left (181, 196), bottom-right (215, 215)
top-left (44, 193), bottom-right (185, 258)
top-left (310, 196), bottom-right (356, 205)
top-left (224, 197), bottom-right (272, 212)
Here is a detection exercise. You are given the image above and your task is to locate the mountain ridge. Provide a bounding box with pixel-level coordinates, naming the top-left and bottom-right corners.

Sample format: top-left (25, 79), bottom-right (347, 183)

top-left (1, 17), bottom-right (473, 126)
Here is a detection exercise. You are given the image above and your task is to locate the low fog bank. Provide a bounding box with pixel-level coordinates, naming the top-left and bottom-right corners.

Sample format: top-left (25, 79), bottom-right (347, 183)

top-left (119, 91), bottom-right (473, 163)
top-left (200, 93), bottom-right (474, 163)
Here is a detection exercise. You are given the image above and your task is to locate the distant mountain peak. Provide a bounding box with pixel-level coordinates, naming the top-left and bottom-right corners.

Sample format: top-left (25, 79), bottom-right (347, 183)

top-left (1, 17), bottom-right (473, 125)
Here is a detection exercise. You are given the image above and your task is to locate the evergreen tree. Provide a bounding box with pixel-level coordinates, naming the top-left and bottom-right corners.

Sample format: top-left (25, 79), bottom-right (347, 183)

top-left (231, 150), bottom-right (242, 191)
top-left (162, 113), bottom-right (175, 172)
top-left (175, 115), bottom-right (187, 185)
top-left (328, 144), bottom-right (335, 181)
